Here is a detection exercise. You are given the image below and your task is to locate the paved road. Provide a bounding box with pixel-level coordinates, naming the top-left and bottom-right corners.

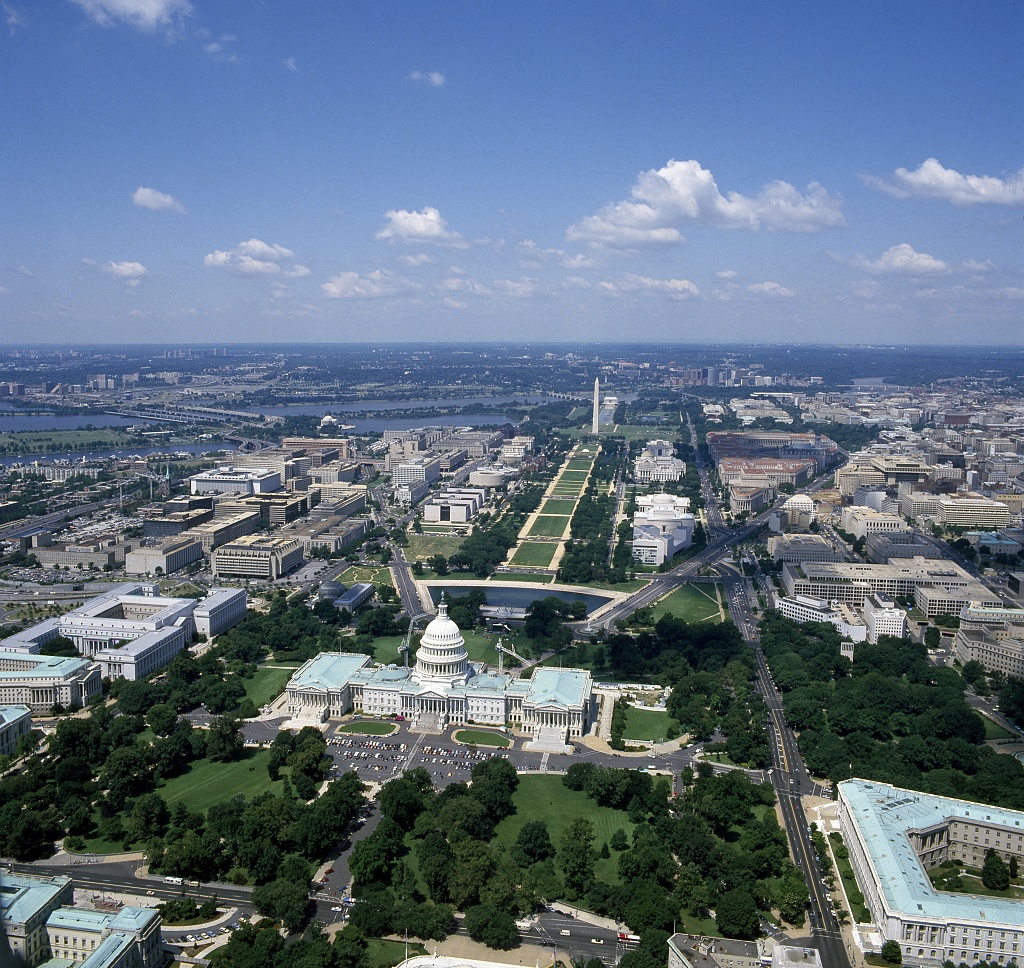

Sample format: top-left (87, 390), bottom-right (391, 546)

top-left (721, 572), bottom-right (851, 968)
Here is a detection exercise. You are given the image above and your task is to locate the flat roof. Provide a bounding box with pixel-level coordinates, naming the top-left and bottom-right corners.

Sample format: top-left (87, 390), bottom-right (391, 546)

top-left (526, 668), bottom-right (591, 707)
top-left (840, 779), bottom-right (1024, 923)
top-left (0, 871), bottom-right (71, 925)
top-left (290, 652), bottom-right (371, 690)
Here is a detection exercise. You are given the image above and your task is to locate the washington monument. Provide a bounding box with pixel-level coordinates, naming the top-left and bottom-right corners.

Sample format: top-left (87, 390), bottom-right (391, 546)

top-left (591, 377), bottom-right (600, 434)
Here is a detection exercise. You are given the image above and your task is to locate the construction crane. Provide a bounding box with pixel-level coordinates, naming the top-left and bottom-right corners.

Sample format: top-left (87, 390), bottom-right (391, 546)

top-left (495, 637), bottom-right (528, 675)
top-left (398, 617), bottom-right (424, 669)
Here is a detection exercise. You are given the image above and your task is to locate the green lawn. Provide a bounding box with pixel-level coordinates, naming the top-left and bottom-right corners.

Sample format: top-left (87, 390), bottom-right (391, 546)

top-left (452, 729), bottom-right (511, 747)
top-left (243, 666), bottom-right (294, 709)
top-left (495, 774), bottom-right (633, 884)
top-left (650, 584), bottom-right (723, 624)
top-left (338, 721), bottom-right (398, 735)
top-left (496, 572), bottom-right (553, 583)
top-left (366, 939), bottom-right (427, 968)
top-left (982, 716), bottom-right (1017, 741)
top-left (551, 485), bottom-right (584, 496)
top-left (539, 498), bottom-right (577, 515)
top-left (623, 707), bottom-right (676, 741)
top-left (334, 565), bottom-right (394, 587)
top-left (528, 516), bottom-right (570, 537)
top-left (405, 534), bottom-right (466, 561)
top-left (510, 542), bottom-right (559, 567)
top-left (159, 749), bottom-right (284, 814)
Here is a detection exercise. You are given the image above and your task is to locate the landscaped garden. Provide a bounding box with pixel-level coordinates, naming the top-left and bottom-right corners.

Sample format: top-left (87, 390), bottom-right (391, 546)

top-left (452, 729), bottom-right (511, 747)
top-left (622, 706), bottom-right (677, 742)
top-left (338, 721), bottom-right (399, 736)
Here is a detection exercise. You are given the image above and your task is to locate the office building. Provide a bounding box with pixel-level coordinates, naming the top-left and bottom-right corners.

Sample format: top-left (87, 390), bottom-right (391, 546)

top-left (767, 534), bottom-right (841, 563)
top-left (0, 652), bottom-right (102, 710)
top-left (838, 779), bottom-right (1024, 966)
top-left (839, 507), bottom-right (909, 540)
top-left (862, 593), bottom-right (908, 643)
top-left (0, 870), bottom-right (73, 967)
top-left (189, 466), bottom-right (282, 496)
top-left (212, 535), bottom-right (304, 580)
top-left (125, 536), bottom-right (203, 576)
top-left (0, 704), bottom-right (32, 755)
top-left (776, 595), bottom-right (867, 642)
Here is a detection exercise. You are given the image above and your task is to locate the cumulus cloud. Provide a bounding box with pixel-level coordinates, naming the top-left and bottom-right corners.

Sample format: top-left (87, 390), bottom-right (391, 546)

top-left (376, 207), bottom-right (468, 248)
top-left (864, 158), bottom-right (1024, 206)
top-left (321, 268), bottom-right (417, 299)
top-left (848, 243), bottom-right (950, 275)
top-left (92, 260), bottom-right (147, 286)
top-left (132, 186), bottom-right (186, 214)
top-left (567, 159), bottom-right (843, 247)
top-left (443, 296), bottom-right (467, 309)
top-left (283, 57), bottom-right (297, 72)
top-left (598, 273), bottom-right (700, 298)
top-left (716, 269), bottom-right (738, 279)
top-left (409, 70), bottom-right (446, 87)
top-left (71, 0), bottom-right (191, 30)
top-left (517, 240), bottom-right (596, 270)
top-left (204, 239), bottom-right (306, 276)
top-left (747, 281), bottom-right (793, 297)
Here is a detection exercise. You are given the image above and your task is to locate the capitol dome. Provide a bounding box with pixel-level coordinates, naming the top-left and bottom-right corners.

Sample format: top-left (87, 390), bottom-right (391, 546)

top-left (413, 598), bottom-right (470, 686)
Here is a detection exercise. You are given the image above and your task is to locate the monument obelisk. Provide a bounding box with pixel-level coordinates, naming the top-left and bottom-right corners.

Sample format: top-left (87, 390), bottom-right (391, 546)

top-left (591, 378), bottom-right (600, 434)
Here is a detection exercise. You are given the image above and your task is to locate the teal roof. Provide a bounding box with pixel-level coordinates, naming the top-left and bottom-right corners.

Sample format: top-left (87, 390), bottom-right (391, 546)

top-left (289, 652), bottom-right (370, 690)
top-left (0, 651), bottom-right (93, 681)
top-left (840, 779), bottom-right (1024, 924)
top-left (525, 668), bottom-right (591, 707)
top-left (0, 871), bottom-right (71, 925)
top-left (0, 705), bottom-right (31, 726)
top-left (81, 932), bottom-right (134, 968)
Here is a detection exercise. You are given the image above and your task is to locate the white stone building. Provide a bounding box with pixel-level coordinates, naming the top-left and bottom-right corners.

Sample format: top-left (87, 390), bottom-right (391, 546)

top-left (286, 599), bottom-right (594, 748)
top-left (631, 493), bottom-right (695, 566)
top-left (633, 439), bottom-right (685, 483)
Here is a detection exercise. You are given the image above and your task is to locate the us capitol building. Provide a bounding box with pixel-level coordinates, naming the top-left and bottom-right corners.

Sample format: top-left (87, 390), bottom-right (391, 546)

top-left (285, 598), bottom-right (595, 749)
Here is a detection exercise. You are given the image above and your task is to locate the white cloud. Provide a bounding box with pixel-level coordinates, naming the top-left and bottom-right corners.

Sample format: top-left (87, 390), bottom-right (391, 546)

top-left (562, 276), bottom-right (591, 290)
top-left (598, 273), bottom-right (700, 298)
top-left (492, 277), bottom-right (539, 298)
top-left (399, 253), bottom-right (436, 267)
top-left (17, 265), bottom-right (32, 276)
top-left (3, 2), bottom-right (26, 34)
top-left (864, 158), bottom-right (1024, 206)
top-left (204, 239), bottom-right (304, 276)
top-left (443, 296), bottom-right (467, 309)
top-left (321, 268), bottom-right (417, 299)
top-left (567, 159), bottom-right (843, 247)
top-left (517, 240), bottom-right (597, 269)
top-left (204, 33), bottom-right (237, 61)
top-left (237, 239), bottom-right (293, 260)
top-left (98, 260), bottom-right (148, 286)
top-left (747, 281), bottom-right (793, 297)
top-left (71, 0), bottom-right (191, 30)
top-left (283, 57), bottom-right (297, 72)
top-left (132, 186), bottom-right (186, 213)
top-left (0, 285), bottom-right (8, 295)
top-left (716, 269), bottom-right (738, 279)
top-left (849, 243), bottom-right (950, 275)
top-left (409, 70), bottom-right (446, 87)
top-left (376, 207), bottom-right (468, 248)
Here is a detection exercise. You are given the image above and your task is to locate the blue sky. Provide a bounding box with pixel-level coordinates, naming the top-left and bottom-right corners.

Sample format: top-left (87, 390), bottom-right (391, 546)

top-left (1, 0), bottom-right (1021, 345)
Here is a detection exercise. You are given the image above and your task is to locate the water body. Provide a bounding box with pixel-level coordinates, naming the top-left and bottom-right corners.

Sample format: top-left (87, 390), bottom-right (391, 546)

top-left (429, 584), bottom-right (612, 615)
top-left (0, 413), bottom-right (141, 431)
top-left (0, 443), bottom-right (237, 469)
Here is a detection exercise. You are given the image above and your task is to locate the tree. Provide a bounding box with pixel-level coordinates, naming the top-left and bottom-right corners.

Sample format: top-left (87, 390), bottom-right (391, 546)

top-left (514, 820), bottom-right (554, 863)
top-left (558, 818), bottom-right (596, 898)
top-left (715, 887), bottom-right (760, 939)
top-left (206, 715), bottom-right (244, 762)
top-left (880, 940), bottom-right (902, 965)
top-left (251, 877), bottom-right (310, 932)
top-left (464, 903), bottom-right (519, 949)
top-left (982, 849), bottom-right (1010, 891)
top-left (147, 703), bottom-right (178, 736)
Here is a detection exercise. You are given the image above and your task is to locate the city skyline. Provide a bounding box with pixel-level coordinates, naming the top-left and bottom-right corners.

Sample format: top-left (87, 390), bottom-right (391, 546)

top-left (1, 1), bottom-right (1022, 345)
